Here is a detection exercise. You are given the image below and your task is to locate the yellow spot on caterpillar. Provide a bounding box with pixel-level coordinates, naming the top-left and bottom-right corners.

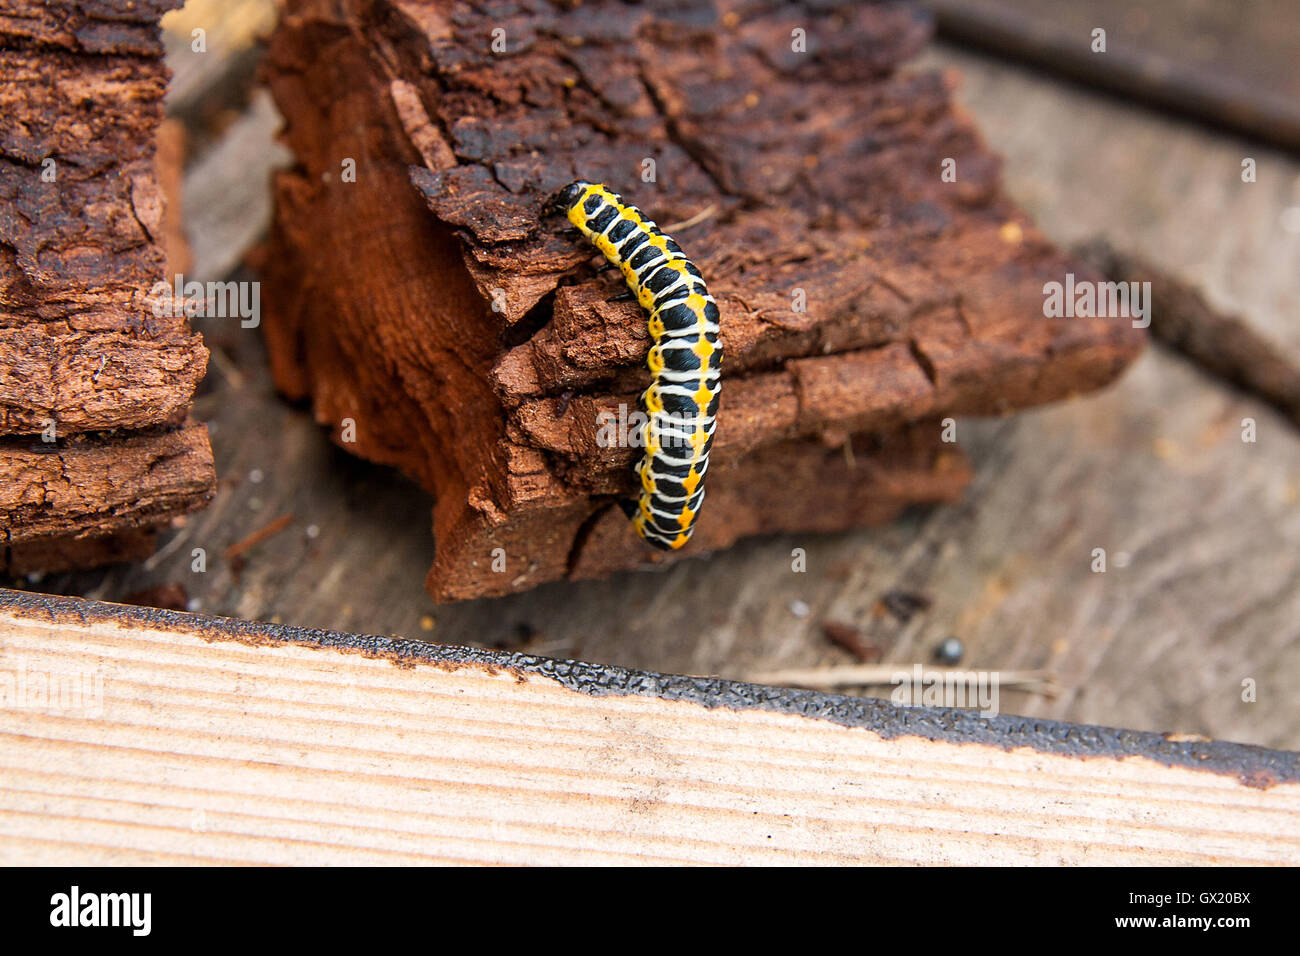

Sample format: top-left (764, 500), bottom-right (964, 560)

top-left (670, 531), bottom-right (691, 549)
top-left (643, 387), bottom-right (663, 415)
top-left (693, 339), bottom-right (714, 359)
top-left (647, 347), bottom-right (664, 374)
top-left (682, 469), bottom-right (700, 494)
top-left (693, 384), bottom-right (713, 408)
top-left (690, 429), bottom-right (707, 450)
top-left (647, 315), bottom-right (665, 338)
top-left (677, 505), bottom-right (695, 529)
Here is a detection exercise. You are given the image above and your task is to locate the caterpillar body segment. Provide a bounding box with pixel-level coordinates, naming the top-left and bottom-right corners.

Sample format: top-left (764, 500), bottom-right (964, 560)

top-left (553, 181), bottom-right (721, 550)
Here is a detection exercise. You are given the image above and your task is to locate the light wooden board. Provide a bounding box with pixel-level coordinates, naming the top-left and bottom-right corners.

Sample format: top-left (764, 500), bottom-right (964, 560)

top-left (15, 27), bottom-right (1300, 753)
top-left (1, 590), bottom-right (1297, 865)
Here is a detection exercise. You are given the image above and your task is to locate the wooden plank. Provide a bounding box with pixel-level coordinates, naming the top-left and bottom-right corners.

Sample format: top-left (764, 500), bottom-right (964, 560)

top-left (919, 44), bottom-right (1300, 359)
top-left (924, 0), bottom-right (1300, 152)
top-left (1, 589), bottom-right (1297, 865)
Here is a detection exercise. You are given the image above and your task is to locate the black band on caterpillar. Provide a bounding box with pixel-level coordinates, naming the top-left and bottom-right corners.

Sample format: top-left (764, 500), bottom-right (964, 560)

top-left (551, 181), bottom-right (721, 551)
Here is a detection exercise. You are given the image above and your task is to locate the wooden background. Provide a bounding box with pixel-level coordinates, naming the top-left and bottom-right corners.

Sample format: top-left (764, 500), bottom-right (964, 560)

top-left (8, 1), bottom-right (1298, 751)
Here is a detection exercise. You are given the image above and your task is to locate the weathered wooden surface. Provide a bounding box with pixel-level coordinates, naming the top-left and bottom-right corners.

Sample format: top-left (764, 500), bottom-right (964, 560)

top-left (914, 45), bottom-right (1300, 363)
top-left (3, 590), bottom-right (1297, 865)
top-left (925, 0), bottom-right (1300, 152)
top-left (258, 0), bottom-right (1140, 601)
top-left (1077, 238), bottom-right (1300, 426)
top-left (13, 19), bottom-right (1298, 751)
top-left (0, 0), bottom-right (216, 569)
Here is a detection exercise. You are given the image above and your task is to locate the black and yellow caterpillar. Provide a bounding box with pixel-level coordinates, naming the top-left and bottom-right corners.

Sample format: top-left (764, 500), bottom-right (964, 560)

top-left (550, 181), bottom-right (722, 550)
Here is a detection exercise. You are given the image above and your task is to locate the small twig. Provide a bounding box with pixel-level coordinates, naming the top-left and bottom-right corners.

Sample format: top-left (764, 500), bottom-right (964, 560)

top-left (745, 664), bottom-right (1059, 696)
top-left (223, 513), bottom-right (295, 560)
top-left (661, 203), bottom-right (717, 233)
top-left (143, 520), bottom-right (194, 571)
top-left (821, 621), bottom-right (880, 663)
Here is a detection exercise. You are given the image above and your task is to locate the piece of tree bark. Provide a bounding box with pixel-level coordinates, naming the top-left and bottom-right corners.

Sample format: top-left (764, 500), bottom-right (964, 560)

top-left (259, 0), bottom-right (1143, 602)
top-left (0, 1), bottom-right (216, 572)
top-left (3, 527), bottom-right (160, 577)
top-left (0, 421), bottom-right (214, 544)
top-left (0, 0), bottom-right (208, 435)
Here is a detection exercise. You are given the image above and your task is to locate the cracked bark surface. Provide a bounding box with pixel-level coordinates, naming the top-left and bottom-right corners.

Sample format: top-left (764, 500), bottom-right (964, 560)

top-left (0, 1), bottom-right (216, 571)
top-left (0, 421), bottom-right (215, 573)
top-left (260, 0), bottom-right (1143, 601)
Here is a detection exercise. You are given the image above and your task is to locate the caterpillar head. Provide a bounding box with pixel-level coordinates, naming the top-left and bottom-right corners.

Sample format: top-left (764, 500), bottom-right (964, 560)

top-left (544, 180), bottom-right (593, 216)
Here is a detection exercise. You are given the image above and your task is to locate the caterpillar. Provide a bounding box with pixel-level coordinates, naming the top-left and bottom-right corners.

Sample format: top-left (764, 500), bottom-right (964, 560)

top-left (549, 181), bottom-right (722, 551)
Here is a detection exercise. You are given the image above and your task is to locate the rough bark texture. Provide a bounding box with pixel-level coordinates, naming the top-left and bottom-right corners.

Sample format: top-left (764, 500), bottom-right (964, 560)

top-left (0, 422), bottom-right (214, 543)
top-left (0, 1), bottom-right (216, 572)
top-left (260, 0), bottom-right (1143, 602)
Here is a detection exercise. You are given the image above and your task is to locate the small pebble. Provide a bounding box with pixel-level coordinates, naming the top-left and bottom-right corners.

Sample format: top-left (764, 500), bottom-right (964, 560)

top-left (305, 524), bottom-right (320, 539)
top-left (419, 615), bottom-right (435, 632)
top-left (185, 598), bottom-right (202, 612)
top-left (934, 637), bottom-right (965, 665)
top-left (248, 468), bottom-right (264, 484)
top-left (789, 599), bottom-right (810, 619)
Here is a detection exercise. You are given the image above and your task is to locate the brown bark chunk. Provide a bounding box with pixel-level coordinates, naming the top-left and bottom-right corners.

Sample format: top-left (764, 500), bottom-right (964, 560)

top-left (0, 1), bottom-right (216, 573)
top-left (260, 0), bottom-right (1143, 601)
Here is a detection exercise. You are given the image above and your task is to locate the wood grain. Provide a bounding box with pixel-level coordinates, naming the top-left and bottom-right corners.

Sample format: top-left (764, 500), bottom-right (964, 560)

top-left (1, 589), bottom-right (1296, 865)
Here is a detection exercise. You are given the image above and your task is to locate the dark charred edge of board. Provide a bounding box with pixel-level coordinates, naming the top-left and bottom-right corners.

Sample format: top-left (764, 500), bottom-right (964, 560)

top-left (4, 586), bottom-right (1297, 788)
